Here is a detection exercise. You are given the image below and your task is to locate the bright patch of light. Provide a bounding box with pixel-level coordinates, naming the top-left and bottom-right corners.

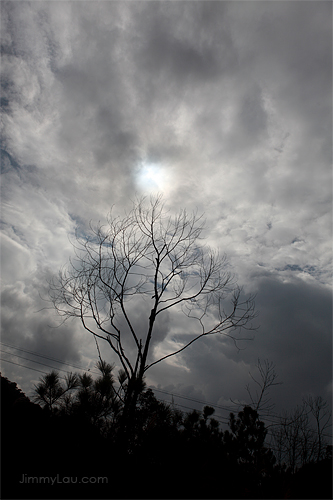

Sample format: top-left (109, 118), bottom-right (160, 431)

top-left (136, 162), bottom-right (168, 192)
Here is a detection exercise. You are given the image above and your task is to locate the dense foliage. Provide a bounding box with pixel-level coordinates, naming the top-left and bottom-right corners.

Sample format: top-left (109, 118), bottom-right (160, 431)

top-left (1, 371), bottom-right (331, 499)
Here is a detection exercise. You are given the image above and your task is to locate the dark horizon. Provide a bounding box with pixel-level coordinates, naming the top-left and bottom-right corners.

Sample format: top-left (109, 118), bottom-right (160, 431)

top-left (1, 370), bottom-right (332, 499)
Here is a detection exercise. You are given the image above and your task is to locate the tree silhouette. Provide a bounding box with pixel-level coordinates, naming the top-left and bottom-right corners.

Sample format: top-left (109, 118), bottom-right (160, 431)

top-left (72, 360), bottom-right (121, 430)
top-left (304, 395), bottom-right (332, 463)
top-left (270, 396), bottom-right (332, 472)
top-left (245, 358), bottom-right (281, 414)
top-left (33, 361), bottom-right (121, 432)
top-left (3, 370), bottom-right (331, 499)
top-left (224, 406), bottom-right (276, 496)
top-left (49, 195), bottom-right (257, 446)
top-left (34, 370), bottom-right (79, 413)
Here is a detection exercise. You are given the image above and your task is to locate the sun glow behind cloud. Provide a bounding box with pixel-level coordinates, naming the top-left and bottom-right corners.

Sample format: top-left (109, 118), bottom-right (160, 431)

top-left (136, 162), bottom-right (169, 193)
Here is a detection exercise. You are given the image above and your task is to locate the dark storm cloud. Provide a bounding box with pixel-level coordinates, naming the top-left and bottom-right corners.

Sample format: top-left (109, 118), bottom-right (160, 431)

top-left (0, 0), bottom-right (331, 414)
top-left (251, 278), bottom-right (332, 400)
top-left (152, 277), bottom-right (332, 414)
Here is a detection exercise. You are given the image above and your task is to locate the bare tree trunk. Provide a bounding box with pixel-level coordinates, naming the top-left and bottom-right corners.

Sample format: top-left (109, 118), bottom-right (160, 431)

top-left (48, 195), bottom-right (257, 453)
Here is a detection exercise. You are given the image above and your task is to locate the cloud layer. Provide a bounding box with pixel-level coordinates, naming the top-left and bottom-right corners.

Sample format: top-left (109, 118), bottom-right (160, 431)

top-left (1, 1), bottom-right (331, 416)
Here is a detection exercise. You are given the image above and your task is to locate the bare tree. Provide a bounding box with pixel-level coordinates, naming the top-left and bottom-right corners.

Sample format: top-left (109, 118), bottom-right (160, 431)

top-left (246, 359), bottom-right (281, 414)
top-left (270, 405), bottom-right (310, 473)
top-left (303, 395), bottom-right (332, 463)
top-left (49, 195), bottom-right (257, 439)
top-left (270, 396), bottom-right (332, 472)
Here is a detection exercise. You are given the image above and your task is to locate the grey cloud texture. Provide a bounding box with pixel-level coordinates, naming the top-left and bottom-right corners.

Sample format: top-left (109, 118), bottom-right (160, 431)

top-left (148, 277), bottom-right (332, 413)
top-left (1, 1), bottom-right (331, 414)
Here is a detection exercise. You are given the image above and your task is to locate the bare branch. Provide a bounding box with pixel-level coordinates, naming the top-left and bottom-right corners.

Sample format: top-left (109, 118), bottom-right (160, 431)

top-left (246, 359), bottom-right (282, 414)
top-left (48, 195), bottom-right (257, 421)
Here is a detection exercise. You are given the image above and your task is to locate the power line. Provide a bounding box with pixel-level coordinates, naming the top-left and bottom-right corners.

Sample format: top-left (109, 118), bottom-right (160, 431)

top-left (151, 389), bottom-right (287, 424)
top-left (0, 344), bottom-right (297, 424)
top-left (151, 387), bottom-right (329, 430)
top-left (0, 349), bottom-right (79, 375)
top-left (0, 342), bottom-right (247, 417)
top-left (1, 342), bottom-right (226, 412)
top-left (2, 358), bottom-right (330, 445)
top-left (147, 393), bottom-right (230, 425)
top-left (150, 387), bottom-right (282, 426)
top-left (152, 387), bottom-right (237, 413)
top-left (0, 341), bottom-right (99, 374)
top-left (154, 394), bottom-right (330, 451)
top-left (1, 342), bottom-right (331, 435)
top-left (0, 357), bottom-right (65, 378)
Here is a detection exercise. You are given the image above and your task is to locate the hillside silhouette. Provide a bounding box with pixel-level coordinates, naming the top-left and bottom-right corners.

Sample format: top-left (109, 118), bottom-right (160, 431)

top-left (1, 372), bottom-right (332, 499)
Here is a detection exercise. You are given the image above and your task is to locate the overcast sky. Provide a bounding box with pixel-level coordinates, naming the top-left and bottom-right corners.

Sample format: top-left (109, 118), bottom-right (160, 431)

top-left (1, 1), bottom-right (332, 420)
